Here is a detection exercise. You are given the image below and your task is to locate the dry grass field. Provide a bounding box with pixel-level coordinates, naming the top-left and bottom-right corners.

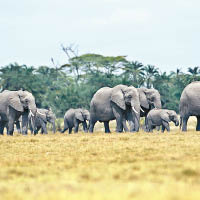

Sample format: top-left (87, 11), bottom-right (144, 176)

top-left (1, 117), bottom-right (200, 200)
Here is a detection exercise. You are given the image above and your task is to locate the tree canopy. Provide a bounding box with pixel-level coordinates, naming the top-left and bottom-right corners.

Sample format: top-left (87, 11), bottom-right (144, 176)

top-left (0, 53), bottom-right (199, 117)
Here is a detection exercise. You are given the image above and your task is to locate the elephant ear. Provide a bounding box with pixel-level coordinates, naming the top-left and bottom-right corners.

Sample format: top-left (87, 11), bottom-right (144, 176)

top-left (111, 89), bottom-right (126, 110)
top-left (138, 88), bottom-right (149, 109)
top-left (161, 112), bottom-right (170, 122)
top-left (9, 94), bottom-right (24, 112)
top-left (75, 111), bottom-right (84, 122)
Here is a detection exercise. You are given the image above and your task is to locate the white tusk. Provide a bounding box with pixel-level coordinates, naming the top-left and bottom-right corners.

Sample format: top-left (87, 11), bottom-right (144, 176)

top-left (132, 106), bottom-right (139, 114)
top-left (30, 110), bottom-right (34, 117)
top-left (140, 107), bottom-right (145, 112)
top-left (37, 110), bottom-right (46, 116)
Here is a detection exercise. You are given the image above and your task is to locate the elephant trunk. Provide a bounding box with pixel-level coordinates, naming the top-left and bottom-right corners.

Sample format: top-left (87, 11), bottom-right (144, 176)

top-left (154, 100), bottom-right (162, 109)
top-left (28, 102), bottom-right (37, 116)
top-left (131, 100), bottom-right (140, 132)
top-left (174, 118), bottom-right (179, 126)
top-left (175, 121), bottom-right (179, 126)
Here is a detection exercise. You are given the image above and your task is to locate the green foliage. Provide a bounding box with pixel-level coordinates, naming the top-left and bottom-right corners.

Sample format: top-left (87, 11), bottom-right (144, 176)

top-left (1, 54), bottom-right (199, 117)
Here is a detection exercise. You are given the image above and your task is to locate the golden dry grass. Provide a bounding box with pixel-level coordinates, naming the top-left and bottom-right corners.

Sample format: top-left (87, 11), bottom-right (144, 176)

top-left (1, 117), bottom-right (200, 200)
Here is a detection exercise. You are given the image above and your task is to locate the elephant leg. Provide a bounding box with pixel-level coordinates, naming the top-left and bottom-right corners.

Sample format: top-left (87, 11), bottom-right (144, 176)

top-left (147, 119), bottom-right (153, 132)
top-left (161, 125), bottom-right (165, 133)
top-left (82, 121), bottom-right (88, 133)
top-left (162, 121), bottom-right (170, 132)
top-left (104, 121), bottom-right (111, 133)
top-left (89, 120), bottom-right (96, 133)
top-left (144, 117), bottom-right (148, 131)
top-left (182, 116), bottom-right (189, 132)
top-left (16, 121), bottom-right (21, 134)
top-left (112, 105), bottom-right (123, 133)
top-left (122, 118), bottom-right (129, 132)
top-left (68, 127), bottom-right (72, 134)
top-left (0, 121), bottom-right (6, 135)
top-left (34, 127), bottom-right (40, 135)
top-left (21, 112), bottom-right (29, 135)
top-left (61, 120), bottom-right (68, 133)
top-left (74, 120), bottom-right (79, 133)
top-left (196, 116), bottom-right (200, 131)
top-left (40, 121), bottom-right (47, 134)
top-left (7, 119), bottom-right (15, 136)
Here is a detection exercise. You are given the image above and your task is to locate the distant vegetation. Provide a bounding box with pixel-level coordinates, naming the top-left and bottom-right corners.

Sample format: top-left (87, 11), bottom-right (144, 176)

top-left (1, 45), bottom-right (199, 117)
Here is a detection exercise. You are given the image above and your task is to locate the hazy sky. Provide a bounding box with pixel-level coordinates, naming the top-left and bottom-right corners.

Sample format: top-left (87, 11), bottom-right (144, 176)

top-left (1, 0), bottom-right (200, 72)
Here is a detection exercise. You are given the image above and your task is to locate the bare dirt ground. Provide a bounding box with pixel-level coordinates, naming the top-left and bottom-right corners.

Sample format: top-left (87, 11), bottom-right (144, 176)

top-left (0, 117), bottom-right (200, 200)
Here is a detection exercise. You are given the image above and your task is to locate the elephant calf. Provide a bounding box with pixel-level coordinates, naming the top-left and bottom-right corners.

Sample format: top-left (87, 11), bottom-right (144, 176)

top-left (29, 108), bottom-right (56, 134)
top-left (61, 108), bottom-right (90, 134)
top-left (146, 109), bottom-right (179, 132)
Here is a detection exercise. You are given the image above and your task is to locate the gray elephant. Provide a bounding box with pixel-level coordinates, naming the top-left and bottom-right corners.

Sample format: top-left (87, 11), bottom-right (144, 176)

top-left (0, 90), bottom-right (37, 135)
top-left (29, 108), bottom-right (56, 134)
top-left (61, 108), bottom-right (90, 134)
top-left (137, 88), bottom-right (162, 130)
top-left (89, 84), bottom-right (140, 133)
top-left (146, 109), bottom-right (179, 132)
top-left (179, 81), bottom-right (200, 131)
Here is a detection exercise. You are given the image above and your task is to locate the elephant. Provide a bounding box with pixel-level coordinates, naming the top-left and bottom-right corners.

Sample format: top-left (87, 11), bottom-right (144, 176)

top-left (61, 108), bottom-right (90, 134)
top-left (29, 108), bottom-right (56, 134)
top-left (137, 88), bottom-right (162, 130)
top-left (146, 109), bottom-right (179, 132)
top-left (0, 90), bottom-right (37, 135)
top-left (89, 84), bottom-right (140, 133)
top-left (179, 81), bottom-right (200, 131)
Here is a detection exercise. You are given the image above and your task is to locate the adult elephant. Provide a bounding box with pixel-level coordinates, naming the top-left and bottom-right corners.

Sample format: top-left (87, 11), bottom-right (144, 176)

top-left (0, 90), bottom-right (37, 135)
top-left (61, 108), bottom-right (90, 134)
top-left (29, 108), bottom-right (56, 134)
top-left (179, 81), bottom-right (200, 131)
top-left (89, 85), bottom-right (140, 133)
top-left (137, 88), bottom-right (162, 130)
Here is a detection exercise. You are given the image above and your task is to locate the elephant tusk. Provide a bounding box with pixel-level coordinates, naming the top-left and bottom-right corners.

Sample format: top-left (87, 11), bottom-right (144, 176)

top-left (37, 110), bottom-right (46, 116)
top-left (30, 110), bottom-right (34, 117)
top-left (140, 107), bottom-right (145, 113)
top-left (132, 106), bottom-right (139, 114)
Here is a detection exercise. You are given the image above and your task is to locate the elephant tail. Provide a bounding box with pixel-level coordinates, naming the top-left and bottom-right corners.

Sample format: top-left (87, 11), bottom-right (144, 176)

top-left (61, 119), bottom-right (68, 133)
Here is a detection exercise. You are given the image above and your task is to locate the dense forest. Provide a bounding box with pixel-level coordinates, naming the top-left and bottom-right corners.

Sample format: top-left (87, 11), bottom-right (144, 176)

top-left (0, 46), bottom-right (199, 117)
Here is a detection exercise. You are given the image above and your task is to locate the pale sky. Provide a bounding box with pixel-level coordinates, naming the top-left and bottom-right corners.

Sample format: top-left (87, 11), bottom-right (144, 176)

top-left (1, 0), bottom-right (200, 72)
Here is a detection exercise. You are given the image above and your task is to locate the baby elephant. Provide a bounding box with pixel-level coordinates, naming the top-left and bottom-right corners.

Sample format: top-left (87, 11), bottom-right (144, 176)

top-left (61, 108), bottom-right (90, 134)
top-left (146, 109), bottom-right (179, 132)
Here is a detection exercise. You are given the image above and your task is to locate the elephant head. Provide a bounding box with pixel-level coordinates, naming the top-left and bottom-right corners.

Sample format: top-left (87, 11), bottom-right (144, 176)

top-left (138, 88), bottom-right (161, 111)
top-left (111, 85), bottom-right (140, 131)
top-left (36, 108), bottom-right (56, 133)
top-left (75, 109), bottom-right (90, 122)
top-left (167, 110), bottom-right (179, 126)
top-left (81, 109), bottom-right (90, 121)
top-left (9, 90), bottom-right (37, 115)
top-left (46, 108), bottom-right (56, 133)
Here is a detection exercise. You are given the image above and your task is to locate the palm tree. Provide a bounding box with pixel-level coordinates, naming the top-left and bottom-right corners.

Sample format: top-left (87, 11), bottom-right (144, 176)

top-left (122, 61), bottom-right (145, 87)
top-left (144, 65), bottom-right (159, 88)
top-left (188, 66), bottom-right (200, 81)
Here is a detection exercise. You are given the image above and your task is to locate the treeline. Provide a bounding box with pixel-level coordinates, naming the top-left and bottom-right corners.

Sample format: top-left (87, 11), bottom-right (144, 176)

top-left (0, 53), bottom-right (199, 117)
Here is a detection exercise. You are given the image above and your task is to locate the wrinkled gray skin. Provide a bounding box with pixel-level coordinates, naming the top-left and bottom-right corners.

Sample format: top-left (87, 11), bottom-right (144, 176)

top-left (0, 90), bottom-right (37, 135)
top-left (29, 108), bottom-right (56, 134)
top-left (137, 88), bottom-right (162, 130)
top-left (146, 109), bottom-right (179, 132)
top-left (61, 108), bottom-right (90, 134)
top-left (89, 85), bottom-right (140, 133)
top-left (179, 81), bottom-right (200, 131)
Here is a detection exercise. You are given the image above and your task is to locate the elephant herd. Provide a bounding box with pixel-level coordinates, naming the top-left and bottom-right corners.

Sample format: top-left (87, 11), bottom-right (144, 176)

top-left (0, 81), bottom-right (199, 135)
